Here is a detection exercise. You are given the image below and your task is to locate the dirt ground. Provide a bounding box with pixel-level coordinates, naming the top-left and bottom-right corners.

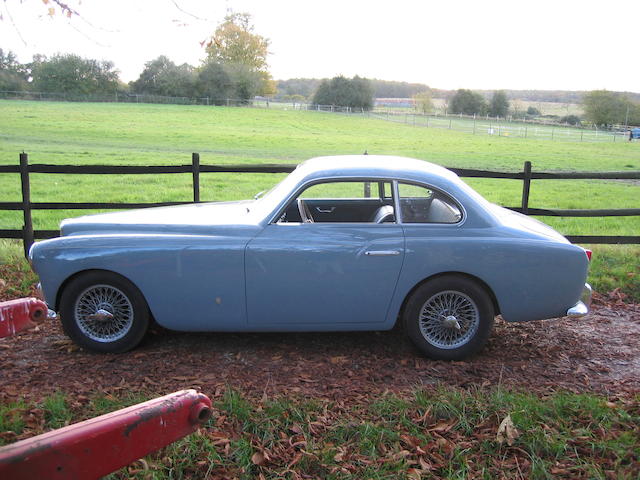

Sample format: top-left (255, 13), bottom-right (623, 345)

top-left (1, 290), bottom-right (639, 403)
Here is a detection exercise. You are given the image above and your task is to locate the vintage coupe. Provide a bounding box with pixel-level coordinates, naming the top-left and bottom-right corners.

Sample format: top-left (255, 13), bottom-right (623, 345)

top-left (29, 155), bottom-right (591, 360)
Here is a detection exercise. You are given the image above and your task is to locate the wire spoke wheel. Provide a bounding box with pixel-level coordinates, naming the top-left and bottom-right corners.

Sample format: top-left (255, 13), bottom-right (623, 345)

top-left (74, 284), bottom-right (134, 342)
top-left (418, 290), bottom-right (480, 349)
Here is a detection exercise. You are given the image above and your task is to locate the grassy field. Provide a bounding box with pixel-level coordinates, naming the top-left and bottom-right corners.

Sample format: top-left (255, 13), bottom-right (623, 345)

top-left (0, 100), bottom-right (638, 298)
top-left (1, 388), bottom-right (637, 479)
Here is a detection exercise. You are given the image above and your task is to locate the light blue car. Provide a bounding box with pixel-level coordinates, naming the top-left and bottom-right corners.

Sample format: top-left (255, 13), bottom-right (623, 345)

top-left (29, 155), bottom-right (591, 360)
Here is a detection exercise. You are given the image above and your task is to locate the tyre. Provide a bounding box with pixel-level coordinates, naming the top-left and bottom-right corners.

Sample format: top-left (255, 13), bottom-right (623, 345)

top-left (403, 275), bottom-right (494, 360)
top-left (59, 271), bottom-right (150, 353)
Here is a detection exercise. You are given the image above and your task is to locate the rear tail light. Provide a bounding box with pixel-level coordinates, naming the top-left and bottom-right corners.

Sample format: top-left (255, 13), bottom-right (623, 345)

top-left (584, 249), bottom-right (592, 262)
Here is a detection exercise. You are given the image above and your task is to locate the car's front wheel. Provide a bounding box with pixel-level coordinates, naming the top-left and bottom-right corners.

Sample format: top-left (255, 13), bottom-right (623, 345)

top-left (403, 275), bottom-right (494, 360)
top-left (59, 271), bottom-right (150, 353)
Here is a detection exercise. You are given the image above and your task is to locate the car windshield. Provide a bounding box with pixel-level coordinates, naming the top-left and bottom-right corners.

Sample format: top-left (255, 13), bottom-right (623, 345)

top-left (249, 169), bottom-right (305, 220)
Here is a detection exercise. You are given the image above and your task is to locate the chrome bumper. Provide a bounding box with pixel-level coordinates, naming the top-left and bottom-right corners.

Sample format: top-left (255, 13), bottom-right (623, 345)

top-left (36, 283), bottom-right (58, 319)
top-left (566, 283), bottom-right (592, 317)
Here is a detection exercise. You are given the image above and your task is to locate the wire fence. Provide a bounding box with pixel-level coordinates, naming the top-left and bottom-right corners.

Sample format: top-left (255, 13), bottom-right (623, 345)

top-left (368, 110), bottom-right (633, 143)
top-left (1, 90), bottom-right (636, 143)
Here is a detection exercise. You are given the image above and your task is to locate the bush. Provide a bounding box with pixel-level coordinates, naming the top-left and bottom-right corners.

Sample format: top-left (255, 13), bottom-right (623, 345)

top-left (559, 114), bottom-right (581, 126)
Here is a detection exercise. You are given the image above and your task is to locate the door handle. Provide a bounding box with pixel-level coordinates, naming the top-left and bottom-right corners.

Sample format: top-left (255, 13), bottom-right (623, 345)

top-left (364, 250), bottom-right (401, 256)
top-left (315, 207), bottom-right (335, 213)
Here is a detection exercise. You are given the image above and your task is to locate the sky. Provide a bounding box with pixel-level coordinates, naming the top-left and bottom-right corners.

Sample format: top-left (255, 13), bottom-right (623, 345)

top-left (1, 0), bottom-right (639, 93)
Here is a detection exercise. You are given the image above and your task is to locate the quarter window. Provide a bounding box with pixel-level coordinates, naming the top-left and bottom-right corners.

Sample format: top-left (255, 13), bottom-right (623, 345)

top-left (398, 183), bottom-right (462, 224)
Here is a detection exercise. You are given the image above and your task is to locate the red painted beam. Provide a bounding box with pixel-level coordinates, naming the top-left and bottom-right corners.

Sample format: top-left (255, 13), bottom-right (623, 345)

top-left (0, 389), bottom-right (212, 479)
top-left (0, 297), bottom-right (47, 338)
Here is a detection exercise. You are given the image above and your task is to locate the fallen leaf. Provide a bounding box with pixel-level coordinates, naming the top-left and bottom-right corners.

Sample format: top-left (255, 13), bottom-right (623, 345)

top-left (251, 451), bottom-right (267, 466)
top-left (289, 424), bottom-right (304, 435)
top-left (496, 414), bottom-right (519, 446)
top-left (287, 452), bottom-right (303, 469)
top-left (407, 467), bottom-right (422, 479)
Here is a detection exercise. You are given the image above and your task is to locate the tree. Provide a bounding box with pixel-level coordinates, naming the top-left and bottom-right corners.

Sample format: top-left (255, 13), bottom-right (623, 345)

top-left (489, 90), bottom-right (509, 118)
top-left (413, 90), bottom-right (433, 114)
top-left (195, 61), bottom-right (233, 105)
top-left (311, 75), bottom-right (374, 111)
top-left (0, 49), bottom-right (28, 91)
top-left (526, 106), bottom-right (541, 116)
top-left (130, 56), bottom-right (195, 97)
top-left (31, 54), bottom-right (119, 94)
top-left (204, 12), bottom-right (272, 99)
top-left (582, 90), bottom-right (639, 126)
top-left (449, 89), bottom-right (487, 115)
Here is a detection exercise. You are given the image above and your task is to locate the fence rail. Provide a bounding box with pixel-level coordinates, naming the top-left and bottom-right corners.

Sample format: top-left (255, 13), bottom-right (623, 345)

top-left (1, 153), bottom-right (638, 256)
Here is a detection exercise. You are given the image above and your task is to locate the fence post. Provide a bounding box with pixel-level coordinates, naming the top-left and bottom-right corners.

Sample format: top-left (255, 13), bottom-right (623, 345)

top-left (19, 152), bottom-right (34, 257)
top-left (192, 153), bottom-right (200, 203)
top-left (521, 161), bottom-right (532, 215)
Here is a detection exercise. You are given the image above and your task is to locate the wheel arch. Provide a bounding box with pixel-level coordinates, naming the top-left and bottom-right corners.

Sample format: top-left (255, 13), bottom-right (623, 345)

top-left (397, 271), bottom-right (500, 323)
top-left (54, 268), bottom-right (146, 312)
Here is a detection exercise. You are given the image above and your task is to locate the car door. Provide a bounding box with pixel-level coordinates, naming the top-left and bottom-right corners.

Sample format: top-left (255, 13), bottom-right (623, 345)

top-left (245, 180), bottom-right (405, 328)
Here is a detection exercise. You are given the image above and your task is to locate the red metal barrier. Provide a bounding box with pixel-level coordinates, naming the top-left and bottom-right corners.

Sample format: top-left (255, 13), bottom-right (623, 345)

top-left (0, 297), bottom-right (47, 338)
top-left (0, 389), bottom-right (212, 479)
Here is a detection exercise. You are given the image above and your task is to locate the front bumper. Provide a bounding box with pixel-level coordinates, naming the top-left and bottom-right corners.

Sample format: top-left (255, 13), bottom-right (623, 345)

top-left (35, 283), bottom-right (57, 319)
top-left (566, 283), bottom-right (592, 317)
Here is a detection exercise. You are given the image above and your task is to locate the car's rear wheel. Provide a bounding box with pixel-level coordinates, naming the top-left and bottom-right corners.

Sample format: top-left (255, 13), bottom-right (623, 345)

top-left (59, 271), bottom-right (149, 353)
top-left (404, 275), bottom-right (494, 360)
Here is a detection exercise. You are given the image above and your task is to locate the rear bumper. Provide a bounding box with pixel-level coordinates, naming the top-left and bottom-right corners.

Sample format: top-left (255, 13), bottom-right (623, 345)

top-left (566, 283), bottom-right (592, 317)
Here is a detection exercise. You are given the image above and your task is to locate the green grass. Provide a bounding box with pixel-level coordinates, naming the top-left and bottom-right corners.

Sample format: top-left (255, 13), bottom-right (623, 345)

top-left (0, 100), bottom-right (638, 299)
top-left (1, 388), bottom-right (637, 478)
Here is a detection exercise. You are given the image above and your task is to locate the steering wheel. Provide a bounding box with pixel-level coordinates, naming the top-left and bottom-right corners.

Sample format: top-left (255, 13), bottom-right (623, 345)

top-left (297, 199), bottom-right (314, 223)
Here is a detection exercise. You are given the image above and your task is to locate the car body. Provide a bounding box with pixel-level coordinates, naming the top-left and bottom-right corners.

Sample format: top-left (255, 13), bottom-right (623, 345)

top-left (30, 155), bottom-right (591, 359)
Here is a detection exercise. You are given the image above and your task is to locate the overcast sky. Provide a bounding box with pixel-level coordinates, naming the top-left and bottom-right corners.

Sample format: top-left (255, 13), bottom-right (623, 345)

top-left (1, 0), bottom-right (638, 93)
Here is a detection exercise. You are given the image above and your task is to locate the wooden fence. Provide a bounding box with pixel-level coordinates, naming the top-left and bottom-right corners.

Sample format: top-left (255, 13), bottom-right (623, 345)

top-left (1, 153), bottom-right (639, 256)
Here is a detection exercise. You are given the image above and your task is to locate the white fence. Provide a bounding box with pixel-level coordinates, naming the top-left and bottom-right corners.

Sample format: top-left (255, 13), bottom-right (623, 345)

top-left (1, 90), bottom-right (634, 143)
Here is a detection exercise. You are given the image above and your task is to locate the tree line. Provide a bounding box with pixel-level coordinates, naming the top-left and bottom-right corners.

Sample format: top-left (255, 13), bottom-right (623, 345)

top-left (0, 12), bottom-right (276, 104)
top-left (1, 11), bottom-right (638, 125)
top-left (439, 89), bottom-right (640, 126)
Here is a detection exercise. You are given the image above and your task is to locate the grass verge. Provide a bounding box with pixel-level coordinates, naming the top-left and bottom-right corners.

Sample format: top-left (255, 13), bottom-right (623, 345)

top-left (0, 388), bottom-right (637, 479)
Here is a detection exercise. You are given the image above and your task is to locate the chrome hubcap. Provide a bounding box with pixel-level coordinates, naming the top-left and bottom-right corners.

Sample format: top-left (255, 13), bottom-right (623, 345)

top-left (443, 315), bottom-right (461, 330)
top-left (74, 285), bottom-right (133, 343)
top-left (86, 309), bottom-right (115, 323)
top-left (418, 290), bottom-right (479, 349)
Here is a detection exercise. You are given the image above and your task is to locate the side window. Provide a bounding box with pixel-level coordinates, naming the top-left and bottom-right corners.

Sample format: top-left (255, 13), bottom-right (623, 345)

top-left (398, 183), bottom-right (462, 224)
top-left (299, 181), bottom-right (373, 199)
top-left (278, 180), bottom-right (394, 223)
